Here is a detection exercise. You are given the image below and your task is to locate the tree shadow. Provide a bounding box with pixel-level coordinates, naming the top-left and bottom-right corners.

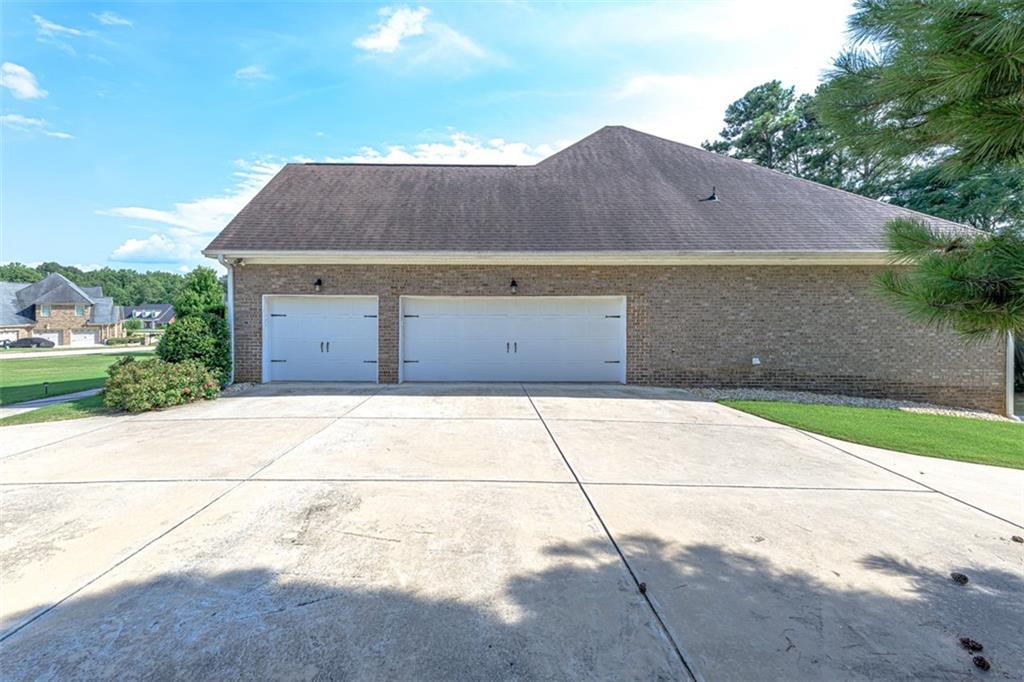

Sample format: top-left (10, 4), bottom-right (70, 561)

top-left (2, 535), bottom-right (1020, 680)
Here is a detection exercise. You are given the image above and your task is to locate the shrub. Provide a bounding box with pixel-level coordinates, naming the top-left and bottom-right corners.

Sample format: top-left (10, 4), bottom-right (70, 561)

top-left (173, 267), bottom-right (225, 318)
top-left (104, 357), bottom-right (219, 413)
top-left (157, 313), bottom-right (230, 385)
top-left (106, 336), bottom-right (143, 346)
top-left (124, 318), bottom-right (143, 331)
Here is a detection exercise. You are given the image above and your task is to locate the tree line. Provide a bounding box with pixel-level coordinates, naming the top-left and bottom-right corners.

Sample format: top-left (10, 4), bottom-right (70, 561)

top-left (702, 0), bottom-right (1022, 233)
top-left (0, 261), bottom-right (191, 307)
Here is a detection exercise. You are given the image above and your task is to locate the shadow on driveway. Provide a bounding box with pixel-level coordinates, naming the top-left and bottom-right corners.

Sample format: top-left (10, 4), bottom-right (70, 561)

top-left (4, 536), bottom-right (1020, 679)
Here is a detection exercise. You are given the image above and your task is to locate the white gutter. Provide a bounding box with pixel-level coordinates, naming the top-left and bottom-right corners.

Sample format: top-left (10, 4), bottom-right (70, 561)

top-left (201, 249), bottom-right (891, 266)
top-left (218, 255), bottom-right (235, 385)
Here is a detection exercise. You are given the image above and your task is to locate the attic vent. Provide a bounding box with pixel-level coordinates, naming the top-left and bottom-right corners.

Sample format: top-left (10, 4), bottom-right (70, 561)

top-left (699, 186), bottom-right (719, 202)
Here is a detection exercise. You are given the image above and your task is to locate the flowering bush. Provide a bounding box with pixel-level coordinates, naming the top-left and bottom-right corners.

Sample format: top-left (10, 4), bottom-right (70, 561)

top-left (104, 357), bottom-right (219, 413)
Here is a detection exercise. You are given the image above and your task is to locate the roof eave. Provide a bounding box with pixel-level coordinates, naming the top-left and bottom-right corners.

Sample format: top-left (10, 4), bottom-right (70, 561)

top-left (202, 249), bottom-right (891, 266)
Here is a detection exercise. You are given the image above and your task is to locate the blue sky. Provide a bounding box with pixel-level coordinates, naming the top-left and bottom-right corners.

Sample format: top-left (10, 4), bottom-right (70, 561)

top-left (1, 1), bottom-right (853, 273)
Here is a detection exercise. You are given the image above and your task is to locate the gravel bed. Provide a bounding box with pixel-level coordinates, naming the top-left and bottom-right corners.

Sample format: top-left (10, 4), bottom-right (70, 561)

top-left (687, 387), bottom-right (1017, 423)
top-left (220, 382), bottom-right (257, 396)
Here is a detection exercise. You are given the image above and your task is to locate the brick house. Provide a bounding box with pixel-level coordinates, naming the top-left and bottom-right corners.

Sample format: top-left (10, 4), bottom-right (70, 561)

top-left (204, 126), bottom-right (1014, 415)
top-left (0, 273), bottom-right (123, 346)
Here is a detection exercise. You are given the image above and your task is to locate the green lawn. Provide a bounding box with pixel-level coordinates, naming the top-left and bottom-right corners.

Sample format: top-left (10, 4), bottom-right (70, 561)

top-left (0, 351), bottom-right (153, 405)
top-left (722, 400), bottom-right (1024, 470)
top-left (0, 394), bottom-right (111, 427)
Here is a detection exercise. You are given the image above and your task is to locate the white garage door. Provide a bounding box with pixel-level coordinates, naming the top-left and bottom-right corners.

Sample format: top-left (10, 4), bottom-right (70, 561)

top-left (401, 296), bottom-right (626, 382)
top-left (71, 330), bottom-right (98, 346)
top-left (36, 332), bottom-right (61, 345)
top-left (0, 330), bottom-right (18, 342)
top-left (264, 296), bottom-right (378, 382)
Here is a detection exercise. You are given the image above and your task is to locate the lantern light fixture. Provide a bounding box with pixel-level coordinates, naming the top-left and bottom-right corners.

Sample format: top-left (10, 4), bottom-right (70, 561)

top-left (314, 278), bottom-right (323, 293)
top-left (510, 279), bottom-right (518, 295)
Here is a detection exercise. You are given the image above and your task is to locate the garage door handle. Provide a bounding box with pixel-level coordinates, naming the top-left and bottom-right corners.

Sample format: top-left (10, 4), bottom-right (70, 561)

top-left (506, 342), bottom-right (510, 353)
top-left (326, 341), bottom-right (330, 353)
top-left (320, 341), bottom-right (324, 353)
top-left (514, 342), bottom-right (517, 353)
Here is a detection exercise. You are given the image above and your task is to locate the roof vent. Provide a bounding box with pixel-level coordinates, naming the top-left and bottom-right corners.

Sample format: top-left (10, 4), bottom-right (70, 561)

top-left (699, 186), bottom-right (719, 202)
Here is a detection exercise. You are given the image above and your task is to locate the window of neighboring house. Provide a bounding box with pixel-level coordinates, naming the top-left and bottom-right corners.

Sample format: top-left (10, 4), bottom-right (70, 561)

top-left (39, 305), bottom-right (52, 317)
top-left (75, 304), bottom-right (85, 316)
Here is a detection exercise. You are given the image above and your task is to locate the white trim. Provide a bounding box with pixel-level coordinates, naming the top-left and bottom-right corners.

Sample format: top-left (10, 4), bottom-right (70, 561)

top-left (398, 295), bottom-right (627, 384)
top-left (205, 249), bottom-right (890, 266)
top-left (261, 294), bottom-right (379, 384)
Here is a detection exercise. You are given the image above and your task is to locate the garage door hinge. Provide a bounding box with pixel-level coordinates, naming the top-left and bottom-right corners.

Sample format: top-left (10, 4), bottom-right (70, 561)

top-left (604, 360), bottom-right (621, 364)
top-left (363, 360), bottom-right (378, 364)
top-left (605, 314), bottom-right (621, 318)
top-left (403, 360), bottom-right (419, 363)
top-left (364, 314), bottom-right (377, 318)
top-left (403, 314), bottom-right (419, 318)
top-left (270, 359), bottom-right (287, 363)
top-left (270, 314), bottom-right (287, 317)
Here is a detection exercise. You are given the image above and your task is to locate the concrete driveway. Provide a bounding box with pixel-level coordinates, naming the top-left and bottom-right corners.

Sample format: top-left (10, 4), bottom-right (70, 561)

top-left (1, 384), bottom-right (1021, 680)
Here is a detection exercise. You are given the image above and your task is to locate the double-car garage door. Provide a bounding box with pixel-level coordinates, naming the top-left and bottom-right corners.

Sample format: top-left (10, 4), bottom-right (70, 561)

top-left (264, 295), bottom-right (626, 383)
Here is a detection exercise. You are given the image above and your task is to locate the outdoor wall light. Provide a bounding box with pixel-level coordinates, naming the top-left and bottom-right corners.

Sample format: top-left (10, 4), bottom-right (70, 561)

top-left (510, 279), bottom-right (518, 295)
top-left (314, 278), bottom-right (323, 293)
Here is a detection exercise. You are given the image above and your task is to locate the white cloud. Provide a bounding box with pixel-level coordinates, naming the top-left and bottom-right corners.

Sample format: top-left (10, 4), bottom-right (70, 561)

top-left (1, 113), bottom-right (73, 139)
top-left (92, 11), bottom-right (133, 27)
top-left (0, 63), bottom-right (48, 100)
top-left (110, 235), bottom-right (196, 263)
top-left (353, 6), bottom-right (488, 67)
top-left (354, 6), bottom-right (430, 53)
top-left (72, 263), bottom-right (104, 272)
top-left (104, 159), bottom-right (283, 266)
top-left (33, 14), bottom-right (95, 38)
top-left (334, 132), bottom-right (557, 165)
top-left (234, 64), bottom-right (272, 81)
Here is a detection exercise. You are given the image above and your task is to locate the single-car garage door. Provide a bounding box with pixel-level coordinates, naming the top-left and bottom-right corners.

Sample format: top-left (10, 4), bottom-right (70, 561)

top-left (264, 296), bottom-right (378, 382)
top-left (401, 296), bottom-right (626, 382)
top-left (36, 332), bottom-right (61, 345)
top-left (71, 330), bottom-right (98, 346)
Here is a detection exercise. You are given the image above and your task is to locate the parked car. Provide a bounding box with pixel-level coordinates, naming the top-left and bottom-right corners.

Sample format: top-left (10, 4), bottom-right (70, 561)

top-left (7, 337), bottom-right (56, 349)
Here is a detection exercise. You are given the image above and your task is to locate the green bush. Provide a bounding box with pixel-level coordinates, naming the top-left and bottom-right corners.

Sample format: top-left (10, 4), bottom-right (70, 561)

top-left (156, 313), bottom-right (230, 385)
top-left (124, 318), bottom-right (143, 331)
top-left (106, 336), bottom-right (143, 346)
top-left (104, 357), bottom-right (219, 413)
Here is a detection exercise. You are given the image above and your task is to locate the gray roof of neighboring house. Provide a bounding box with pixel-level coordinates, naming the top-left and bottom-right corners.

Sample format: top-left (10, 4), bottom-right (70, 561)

top-left (205, 125), bottom-right (971, 255)
top-left (88, 297), bottom-right (121, 325)
top-left (14, 273), bottom-right (95, 307)
top-left (0, 282), bottom-right (35, 326)
top-left (0, 273), bottom-right (121, 327)
top-left (121, 303), bottom-right (174, 324)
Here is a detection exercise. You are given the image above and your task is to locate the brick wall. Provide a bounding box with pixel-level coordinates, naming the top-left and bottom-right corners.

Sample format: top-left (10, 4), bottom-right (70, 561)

top-left (28, 304), bottom-right (121, 344)
top-left (232, 264), bottom-right (1007, 412)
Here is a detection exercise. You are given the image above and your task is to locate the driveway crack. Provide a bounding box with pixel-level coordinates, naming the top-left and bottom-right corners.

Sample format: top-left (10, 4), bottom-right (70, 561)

top-left (520, 384), bottom-right (702, 682)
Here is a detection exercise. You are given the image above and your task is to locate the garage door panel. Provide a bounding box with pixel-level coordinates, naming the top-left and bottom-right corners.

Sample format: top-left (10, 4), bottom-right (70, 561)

top-left (265, 296), bottom-right (377, 382)
top-left (401, 297), bottom-right (625, 383)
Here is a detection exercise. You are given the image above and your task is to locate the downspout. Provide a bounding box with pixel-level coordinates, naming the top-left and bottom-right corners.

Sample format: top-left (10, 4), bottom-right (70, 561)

top-left (1007, 333), bottom-right (1016, 420)
top-left (218, 255), bottom-right (235, 385)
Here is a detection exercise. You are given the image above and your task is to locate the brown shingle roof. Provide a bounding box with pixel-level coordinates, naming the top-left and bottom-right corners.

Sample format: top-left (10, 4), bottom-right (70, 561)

top-left (205, 125), bottom-right (969, 254)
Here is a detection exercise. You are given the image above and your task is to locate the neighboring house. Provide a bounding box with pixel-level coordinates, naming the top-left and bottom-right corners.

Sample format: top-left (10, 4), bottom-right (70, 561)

top-left (0, 273), bottom-right (123, 346)
top-left (121, 304), bottom-right (176, 329)
top-left (204, 126), bottom-right (1013, 414)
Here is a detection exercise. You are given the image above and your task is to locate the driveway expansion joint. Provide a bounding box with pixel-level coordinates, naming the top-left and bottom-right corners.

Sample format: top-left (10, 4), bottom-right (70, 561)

top-left (521, 383), bottom-right (702, 682)
top-left (0, 387), bottom-right (385, 644)
top-left (796, 429), bottom-right (1024, 529)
